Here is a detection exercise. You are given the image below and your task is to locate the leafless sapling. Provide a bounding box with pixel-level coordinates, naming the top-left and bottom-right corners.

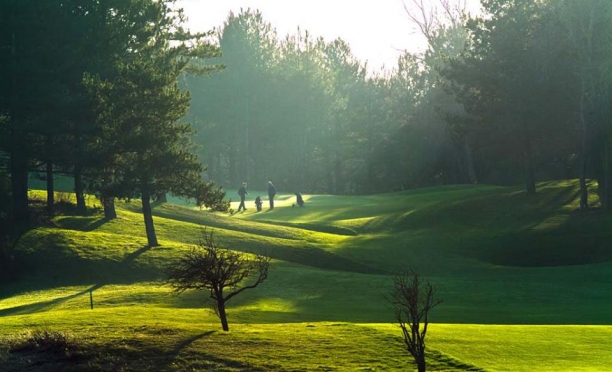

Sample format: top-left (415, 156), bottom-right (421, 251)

top-left (166, 229), bottom-right (270, 331)
top-left (389, 270), bottom-right (441, 372)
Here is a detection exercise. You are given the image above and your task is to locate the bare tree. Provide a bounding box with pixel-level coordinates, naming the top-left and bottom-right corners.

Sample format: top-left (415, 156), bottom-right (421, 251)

top-left (166, 229), bottom-right (270, 331)
top-left (389, 270), bottom-right (441, 372)
top-left (403, 0), bottom-right (468, 46)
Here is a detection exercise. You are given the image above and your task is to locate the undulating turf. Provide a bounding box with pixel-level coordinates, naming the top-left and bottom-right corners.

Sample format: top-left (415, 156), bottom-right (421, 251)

top-left (0, 180), bottom-right (611, 371)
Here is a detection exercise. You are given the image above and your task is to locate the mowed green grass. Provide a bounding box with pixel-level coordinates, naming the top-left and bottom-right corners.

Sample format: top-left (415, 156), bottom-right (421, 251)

top-left (0, 180), bottom-right (611, 371)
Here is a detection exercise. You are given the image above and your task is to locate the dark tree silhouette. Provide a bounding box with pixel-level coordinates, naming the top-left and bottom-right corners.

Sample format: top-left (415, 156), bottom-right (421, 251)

top-left (166, 229), bottom-right (270, 331)
top-left (389, 270), bottom-right (441, 372)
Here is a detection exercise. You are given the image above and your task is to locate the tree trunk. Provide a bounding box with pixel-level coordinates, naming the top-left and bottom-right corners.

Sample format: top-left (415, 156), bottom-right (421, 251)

top-left (333, 157), bottom-right (343, 194)
top-left (577, 78), bottom-right (590, 209)
top-left (217, 298), bottom-right (229, 332)
top-left (365, 158), bottom-right (375, 194)
top-left (102, 196), bottom-right (117, 220)
top-left (74, 164), bottom-right (87, 214)
top-left (296, 122), bottom-right (309, 192)
top-left (244, 96), bottom-right (250, 182)
top-left (141, 191), bottom-right (158, 247)
top-left (46, 160), bottom-right (54, 216)
top-left (452, 144), bottom-right (465, 184)
top-left (523, 152), bottom-right (536, 194)
top-left (522, 128), bottom-right (536, 194)
top-left (579, 156), bottom-right (589, 209)
top-left (229, 149), bottom-right (237, 188)
top-left (9, 135), bottom-right (29, 222)
top-left (72, 130), bottom-right (88, 214)
top-left (46, 134), bottom-right (55, 215)
top-left (46, 140), bottom-right (56, 213)
top-left (416, 356), bottom-right (426, 372)
top-left (329, 120), bottom-right (342, 194)
top-left (600, 141), bottom-right (612, 210)
top-left (155, 192), bottom-right (167, 203)
top-left (9, 31), bottom-right (29, 222)
top-left (464, 140), bottom-right (477, 184)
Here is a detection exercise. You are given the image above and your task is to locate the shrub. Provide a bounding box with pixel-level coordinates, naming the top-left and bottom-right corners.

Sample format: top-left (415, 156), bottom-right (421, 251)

top-left (6, 329), bottom-right (77, 356)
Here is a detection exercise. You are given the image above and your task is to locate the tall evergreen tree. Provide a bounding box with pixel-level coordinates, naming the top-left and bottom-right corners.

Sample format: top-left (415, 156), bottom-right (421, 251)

top-left (86, 0), bottom-right (226, 246)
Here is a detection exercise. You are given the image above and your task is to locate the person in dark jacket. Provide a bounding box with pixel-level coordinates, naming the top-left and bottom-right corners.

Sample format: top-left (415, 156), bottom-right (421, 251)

top-left (254, 196), bottom-right (263, 211)
top-left (267, 181), bottom-right (276, 210)
top-left (237, 182), bottom-right (248, 212)
top-left (294, 192), bottom-right (304, 207)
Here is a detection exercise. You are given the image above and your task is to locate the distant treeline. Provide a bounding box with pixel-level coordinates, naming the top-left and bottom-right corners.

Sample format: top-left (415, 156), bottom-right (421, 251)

top-left (186, 1), bottom-right (612, 208)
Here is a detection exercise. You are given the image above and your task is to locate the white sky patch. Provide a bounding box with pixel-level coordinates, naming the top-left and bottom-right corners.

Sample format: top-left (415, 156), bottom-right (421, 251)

top-left (177, 0), bottom-right (481, 73)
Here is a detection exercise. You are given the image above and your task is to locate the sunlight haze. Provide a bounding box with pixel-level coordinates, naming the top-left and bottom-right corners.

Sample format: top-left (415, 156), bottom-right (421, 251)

top-left (177, 0), bottom-right (481, 72)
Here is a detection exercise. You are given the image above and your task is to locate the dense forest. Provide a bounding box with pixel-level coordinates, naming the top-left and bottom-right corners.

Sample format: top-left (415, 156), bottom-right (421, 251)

top-left (1, 0), bottom-right (612, 236)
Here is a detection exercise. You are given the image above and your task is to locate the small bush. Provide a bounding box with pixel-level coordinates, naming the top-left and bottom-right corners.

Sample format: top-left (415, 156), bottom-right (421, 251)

top-left (6, 329), bottom-right (78, 356)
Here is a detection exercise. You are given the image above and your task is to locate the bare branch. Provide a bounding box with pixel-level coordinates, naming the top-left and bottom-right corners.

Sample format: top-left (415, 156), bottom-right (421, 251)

top-left (388, 269), bottom-right (441, 372)
top-left (166, 228), bottom-right (271, 331)
top-left (404, 0), bottom-right (437, 44)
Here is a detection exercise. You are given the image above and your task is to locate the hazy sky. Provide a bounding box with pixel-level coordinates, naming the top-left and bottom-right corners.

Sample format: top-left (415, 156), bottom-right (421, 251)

top-left (177, 0), bottom-right (481, 73)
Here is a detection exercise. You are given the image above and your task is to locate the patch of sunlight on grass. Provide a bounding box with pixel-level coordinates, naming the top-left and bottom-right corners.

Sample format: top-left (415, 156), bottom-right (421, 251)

top-left (539, 180), bottom-right (576, 189)
top-left (334, 216), bottom-right (378, 230)
top-left (564, 196), bottom-right (601, 210)
top-left (28, 189), bottom-right (101, 208)
top-left (233, 298), bottom-right (301, 314)
top-left (532, 214), bottom-right (571, 231)
top-left (142, 203), bottom-right (350, 247)
top-left (281, 208), bottom-right (355, 223)
top-left (28, 189), bottom-right (46, 199)
top-left (0, 286), bottom-right (93, 311)
top-left (86, 284), bottom-right (173, 307)
top-left (0, 284), bottom-right (179, 316)
top-left (0, 307), bottom-right (221, 333)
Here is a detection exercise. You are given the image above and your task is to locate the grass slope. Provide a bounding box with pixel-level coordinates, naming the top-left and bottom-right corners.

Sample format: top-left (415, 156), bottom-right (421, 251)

top-left (0, 180), bottom-right (611, 371)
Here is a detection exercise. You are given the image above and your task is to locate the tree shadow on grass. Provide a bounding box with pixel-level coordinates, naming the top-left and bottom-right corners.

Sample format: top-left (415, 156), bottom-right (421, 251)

top-left (0, 283), bottom-right (102, 317)
top-left (0, 244), bottom-right (156, 316)
top-left (427, 349), bottom-right (487, 372)
top-left (476, 227), bottom-right (612, 267)
top-left (108, 331), bottom-right (268, 371)
top-left (169, 331), bottom-right (215, 354)
top-left (52, 215), bottom-right (111, 232)
top-left (167, 349), bottom-right (269, 371)
top-left (393, 185), bottom-right (580, 234)
top-left (121, 244), bottom-right (153, 264)
top-left (260, 244), bottom-right (387, 275)
top-left (182, 353), bottom-right (269, 371)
